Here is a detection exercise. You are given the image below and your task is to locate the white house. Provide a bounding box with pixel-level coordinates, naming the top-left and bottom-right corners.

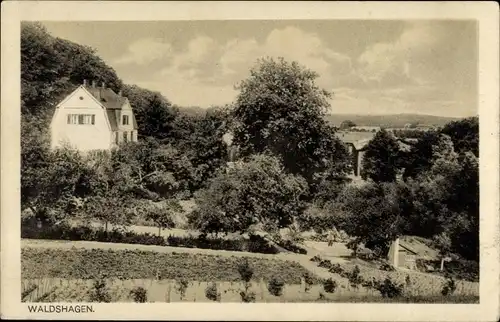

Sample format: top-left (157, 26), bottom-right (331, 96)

top-left (50, 80), bottom-right (139, 152)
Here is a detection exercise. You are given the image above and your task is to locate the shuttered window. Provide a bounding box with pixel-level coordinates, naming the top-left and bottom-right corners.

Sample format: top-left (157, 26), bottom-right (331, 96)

top-left (67, 114), bottom-right (95, 125)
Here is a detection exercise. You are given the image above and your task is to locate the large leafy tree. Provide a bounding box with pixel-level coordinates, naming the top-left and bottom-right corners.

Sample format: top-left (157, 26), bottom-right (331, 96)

top-left (231, 57), bottom-right (350, 193)
top-left (21, 22), bottom-right (69, 116)
top-left (336, 182), bottom-right (413, 257)
top-left (361, 129), bottom-right (401, 183)
top-left (189, 154), bottom-right (309, 235)
top-left (21, 22), bottom-right (123, 117)
top-left (440, 116), bottom-right (478, 156)
top-left (122, 85), bottom-right (178, 141)
top-left (399, 130), bottom-right (441, 179)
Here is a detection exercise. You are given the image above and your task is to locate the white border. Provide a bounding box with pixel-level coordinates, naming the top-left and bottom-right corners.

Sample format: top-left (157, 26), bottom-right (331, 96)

top-left (1, 1), bottom-right (499, 321)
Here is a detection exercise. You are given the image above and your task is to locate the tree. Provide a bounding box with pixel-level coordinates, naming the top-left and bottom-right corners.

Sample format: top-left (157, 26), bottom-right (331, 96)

top-left (340, 120), bottom-right (356, 130)
top-left (142, 200), bottom-right (183, 236)
top-left (231, 57), bottom-right (350, 193)
top-left (188, 154), bottom-right (309, 235)
top-left (440, 116), bottom-right (478, 156)
top-left (121, 85), bottom-right (178, 141)
top-left (21, 22), bottom-right (69, 116)
top-left (337, 182), bottom-right (413, 257)
top-left (361, 129), bottom-right (400, 183)
top-left (21, 22), bottom-right (123, 117)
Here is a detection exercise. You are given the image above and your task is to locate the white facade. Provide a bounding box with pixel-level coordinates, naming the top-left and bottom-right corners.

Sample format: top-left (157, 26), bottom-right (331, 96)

top-left (50, 84), bottom-right (138, 152)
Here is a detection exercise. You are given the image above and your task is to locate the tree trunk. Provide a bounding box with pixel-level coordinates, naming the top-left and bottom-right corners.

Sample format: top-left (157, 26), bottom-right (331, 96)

top-left (158, 226), bottom-right (161, 237)
top-left (105, 221), bottom-right (108, 233)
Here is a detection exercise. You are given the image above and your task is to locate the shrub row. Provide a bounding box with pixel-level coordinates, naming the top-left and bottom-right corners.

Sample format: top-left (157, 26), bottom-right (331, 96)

top-left (21, 222), bottom-right (283, 254)
top-left (310, 255), bottom-right (472, 298)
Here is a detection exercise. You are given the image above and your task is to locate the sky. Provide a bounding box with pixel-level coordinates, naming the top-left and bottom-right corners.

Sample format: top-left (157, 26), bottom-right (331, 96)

top-left (42, 20), bottom-right (478, 117)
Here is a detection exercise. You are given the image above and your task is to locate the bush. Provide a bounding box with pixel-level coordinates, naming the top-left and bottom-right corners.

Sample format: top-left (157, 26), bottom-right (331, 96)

top-left (205, 282), bottom-right (221, 302)
top-left (318, 259), bottom-right (333, 269)
top-left (129, 286), bottom-right (148, 303)
top-left (348, 265), bottom-right (364, 288)
top-left (310, 255), bottom-right (322, 263)
top-left (267, 276), bottom-right (285, 297)
top-left (237, 259), bottom-right (254, 283)
top-left (22, 221), bottom-right (283, 255)
top-left (303, 272), bottom-right (314, 292)
top-left (380, 263), bottom-right (396, 271)
top-left (441, 277), bottom-right (457, 296)
top-left (88, 279), bottom-right (111, 303)
top-left (328, 263), bottom-right (344, 275)
top-left (375, 277), bottom-right (404, 298)
top-left (176, 279), bottom-right (189, 300)
top-left (276, 239), bottom-right (308, 254)
top-left (239, 290), bottom-right (256, 303)
top-left (322, 278), bottom-right (337, 293)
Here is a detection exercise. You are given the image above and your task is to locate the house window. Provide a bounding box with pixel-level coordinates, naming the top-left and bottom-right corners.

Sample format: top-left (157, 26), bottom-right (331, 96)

top-left (123, 131), bottom-right (128, 143)
top-left (122, 115), bottom-right (129, 125)
top-left (67, 114), bottom-right (95, 125)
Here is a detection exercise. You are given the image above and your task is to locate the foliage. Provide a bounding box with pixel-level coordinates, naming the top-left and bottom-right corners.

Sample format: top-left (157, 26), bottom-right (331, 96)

top-left (374, 277), bottom-right (404, 298)
top-left (303, 272), bottom-right (314, 292)
top-left (129, 286), bottom-right (148, 303)
top-left (440, 116), bottom-right (478, 156)
top-left (239, 290), bottom-right (256, 303)
top-left (88, 279), bottom-right (112, 303)
top-left (205, 282), bottom-right (221, 302)
top-left (21, 22), bottom-right (122, 116)
top-left (176, 279), bottom-right (189, 300)
top-left (322, 278), bottom-right (338, 293)
top-left (22, 222), bottom-right (284, 254)
top-left (380, 263), bottom-right (396, 272)
top-left (361, 129), bottom-right (401, 182)
top-left (237, 259), bottom-right (254, 283)
top-left (23, 248), bottom-right (317, 284)
top-left (340, 120), bottom-right (356, 130)
top-left (121, 84), bottom-right (177, 141)
top-left (267, 276), bottom-right (285, 296)
top-left (231, 57), bottom-right (350, 192)
top-left (141, 200), bottom-right (183, 236)
top-left (190, 154), bottom-right (309, 235)
top-left (337, 182), bottom-right (413, 257)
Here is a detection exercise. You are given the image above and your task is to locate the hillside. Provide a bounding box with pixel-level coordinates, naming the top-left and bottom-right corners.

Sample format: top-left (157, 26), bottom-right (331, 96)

top-left (325, 113), bottom-right (461, 128)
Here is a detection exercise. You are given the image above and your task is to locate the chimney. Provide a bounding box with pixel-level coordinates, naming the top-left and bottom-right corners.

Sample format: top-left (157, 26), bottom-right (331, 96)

top-left (101, 82), bottom-right (106, 88)
top-left (83, 79), bottom-right (87, 86)
top-left (92, 80), bottom-right (96, 88)
top-left (118, 90), bottom-right (123, 96)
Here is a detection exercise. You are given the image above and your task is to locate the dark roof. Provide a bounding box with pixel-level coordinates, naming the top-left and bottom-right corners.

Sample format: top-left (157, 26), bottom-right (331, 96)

top-left (83, 85), bottom-right (137, 131)
top-left (84, 85), bottom-right (127, 110)
top-left (399, 243), bottom-right (418, 255)
top-left (106, 110), bottom-right (119, 131)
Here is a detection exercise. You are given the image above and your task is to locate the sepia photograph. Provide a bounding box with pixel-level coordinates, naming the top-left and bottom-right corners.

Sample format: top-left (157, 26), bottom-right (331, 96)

top-left (2, 1), bottom-right (499, 321)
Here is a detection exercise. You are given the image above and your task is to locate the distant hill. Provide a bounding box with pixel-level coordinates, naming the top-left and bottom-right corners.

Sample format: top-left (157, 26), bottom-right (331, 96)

top-left (324, 113), bottom-right (462, 128)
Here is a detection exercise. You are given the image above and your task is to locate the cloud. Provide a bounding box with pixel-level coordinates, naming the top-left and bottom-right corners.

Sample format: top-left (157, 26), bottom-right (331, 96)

top-left (355, 22), bottom-right (450, 88)
top-left (218, 26), bottom-right (352, 87)
top-left (114, 38), bottom-right (173, 65)
top-left (152, 26), bottom-right (353, 106)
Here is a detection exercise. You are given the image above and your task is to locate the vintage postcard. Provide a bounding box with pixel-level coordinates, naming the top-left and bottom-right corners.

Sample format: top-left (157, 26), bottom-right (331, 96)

top-left (1, 1), bottom-right (499, 321)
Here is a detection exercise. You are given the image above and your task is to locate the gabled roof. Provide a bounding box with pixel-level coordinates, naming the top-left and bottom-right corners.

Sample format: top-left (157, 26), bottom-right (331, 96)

top-left (84, 85), bottom-right (127, 110)
top-left (82, 85), bottom-right (138, 131)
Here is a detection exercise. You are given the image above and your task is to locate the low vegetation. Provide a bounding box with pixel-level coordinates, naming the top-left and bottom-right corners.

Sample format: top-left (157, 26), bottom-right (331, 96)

top-left (22, 248), bottom-right (316, 284)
